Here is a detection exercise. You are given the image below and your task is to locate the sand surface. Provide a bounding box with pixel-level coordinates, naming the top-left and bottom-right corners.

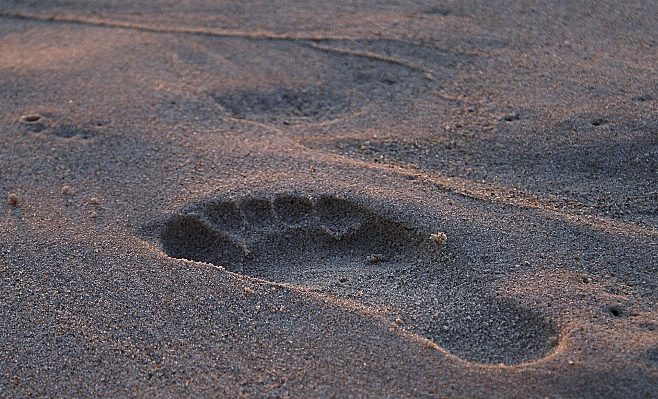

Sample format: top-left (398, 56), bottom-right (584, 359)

top-left (1, 1), bottom-right (657, 397)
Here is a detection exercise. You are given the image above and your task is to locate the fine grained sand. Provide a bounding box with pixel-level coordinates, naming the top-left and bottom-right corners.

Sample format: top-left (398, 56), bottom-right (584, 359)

top-left (1, 1), bottom-right (657, 397)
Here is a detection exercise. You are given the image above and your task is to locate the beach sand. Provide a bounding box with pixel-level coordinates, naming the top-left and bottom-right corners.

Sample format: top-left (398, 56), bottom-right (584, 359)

top-left (1, 1), bottom-right (657, 397)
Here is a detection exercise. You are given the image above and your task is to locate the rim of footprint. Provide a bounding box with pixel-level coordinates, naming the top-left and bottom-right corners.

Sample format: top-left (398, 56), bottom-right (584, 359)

top-left (153, 194), bottom-right (559, 365)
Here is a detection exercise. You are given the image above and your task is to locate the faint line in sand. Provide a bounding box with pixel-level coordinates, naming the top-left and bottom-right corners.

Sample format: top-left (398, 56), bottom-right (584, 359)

top-left (215, 114), bottom-right (658, 240)
top-left (324, 153), bottom-right (658, 240)
top-left (301, 42), bottom-right (471, 101)
top-left (0, 11), bottom-right (457, 91)
top-left (0, 11), bottom-right (354, 41)
top-left (302, 42), bottom-right (438, 82)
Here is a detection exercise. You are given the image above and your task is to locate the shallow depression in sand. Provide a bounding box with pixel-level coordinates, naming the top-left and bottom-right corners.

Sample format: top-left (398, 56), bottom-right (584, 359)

top-left (154, 194), bottom-right (558, 365)
top-left (19, 113), bottom-right (98, 139)
top-left (213, 87), bottom-right (357, 124)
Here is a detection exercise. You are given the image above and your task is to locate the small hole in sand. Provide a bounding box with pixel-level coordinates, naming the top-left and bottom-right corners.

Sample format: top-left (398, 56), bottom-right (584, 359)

top-left (606, 305), bottom-right (624, 317)
top-left (591, 118), bottom-right (606, 126)
top-left (22, 114), bottom-right (41, 123)
top-left (20, 114), bottom-right (47, 132)
top-left (425, 7), bottom-right (452, 16)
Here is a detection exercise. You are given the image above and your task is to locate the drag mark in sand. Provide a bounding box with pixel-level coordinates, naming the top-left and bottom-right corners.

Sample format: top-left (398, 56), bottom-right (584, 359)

top-left (152, 194), bottom-right (559, 365)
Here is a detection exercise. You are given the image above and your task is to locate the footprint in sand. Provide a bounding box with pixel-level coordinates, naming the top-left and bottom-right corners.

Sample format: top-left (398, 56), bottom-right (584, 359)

top-left (155, 194), bottom-right (558, 365)
top-left (20, 113), bottom-right (99, 139)
top-left (213, 87), bottom-right (357, 125)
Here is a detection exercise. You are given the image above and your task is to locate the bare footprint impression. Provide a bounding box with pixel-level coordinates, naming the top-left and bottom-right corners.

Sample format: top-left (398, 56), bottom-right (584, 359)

top-left (151, 194), bottom-right (558, 365)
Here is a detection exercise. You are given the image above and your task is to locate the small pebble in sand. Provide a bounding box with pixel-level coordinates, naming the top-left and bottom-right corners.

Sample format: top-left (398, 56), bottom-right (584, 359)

top-left (244, 287), bottom-right (256, 295)
top-left (429, 232), bottom-right (447, 246)
top-left (395, 318), bottom-right (404, 325)
top-left (61, 186), bottom-right (71, 194)
top-left (90, 211), bottom-right (97, 218)
top-left (90, 197), bottom-right (99, 205)
top-left (7, 193), bottom-right (18, 206)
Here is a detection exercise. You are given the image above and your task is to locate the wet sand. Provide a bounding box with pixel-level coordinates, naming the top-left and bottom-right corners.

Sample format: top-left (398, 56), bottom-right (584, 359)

top-left (1, 1), bottom-right (657, 397)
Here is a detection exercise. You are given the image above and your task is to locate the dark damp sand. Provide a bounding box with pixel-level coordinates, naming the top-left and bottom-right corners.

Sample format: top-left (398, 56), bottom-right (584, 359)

top-left (1, 1), bottom-right (657, 397)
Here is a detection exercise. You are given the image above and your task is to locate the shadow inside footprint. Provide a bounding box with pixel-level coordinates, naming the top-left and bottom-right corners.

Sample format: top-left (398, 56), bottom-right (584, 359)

top-left (161, 215), bottom-right (245, 267)
top-left (156, 194), bottom-right (558, 365)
